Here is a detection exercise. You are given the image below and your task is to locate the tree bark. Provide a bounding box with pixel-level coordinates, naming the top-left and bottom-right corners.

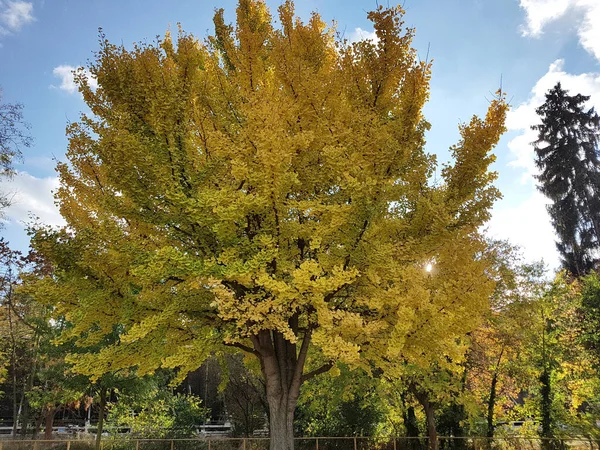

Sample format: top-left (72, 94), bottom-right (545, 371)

top-left (487, 372), bottom-right (498, 439)
top-left (412, 388), bottom-right (437, 450)
top-left (423, 398), bottom-right (437, 450)
top-left (267, 397), bottom-right (295, 450)
top-left (245, 322), bottom-right (330, 450)
top-left (44, 407), bottom-right (56, 440)
top-left (487, 348), bottom-right (504, 443)
top-left (96, 386), bottom-right (107, 450)
top-left (402, 397), bottom-right (422, 450)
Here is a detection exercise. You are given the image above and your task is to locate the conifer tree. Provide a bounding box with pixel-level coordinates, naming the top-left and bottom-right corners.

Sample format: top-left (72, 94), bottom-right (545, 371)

top-left (533, 83), bottom-right (600, 276)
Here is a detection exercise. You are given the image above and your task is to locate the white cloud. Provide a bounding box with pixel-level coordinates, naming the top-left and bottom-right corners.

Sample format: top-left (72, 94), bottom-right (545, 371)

top-left (519, 0), bottom-right (600, 61)
top-left (488, 191), bottom-right (559, 270)
top-left (506, 59), bottom-right (600, 177)
top-left (52, 65), bottom-right (98, 95)
top-left (348, 27), bottom-right (379, 44)
top-left (0, 1), bottom-right (34, 35)
top-left (0, 171), bottom-right (65, 228)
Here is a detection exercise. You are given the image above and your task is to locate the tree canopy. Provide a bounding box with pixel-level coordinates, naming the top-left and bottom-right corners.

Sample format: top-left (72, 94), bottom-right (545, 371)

top-left (25, 1), bottom-right (507, 448)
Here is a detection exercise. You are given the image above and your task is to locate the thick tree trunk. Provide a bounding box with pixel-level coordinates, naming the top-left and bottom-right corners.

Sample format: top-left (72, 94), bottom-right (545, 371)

top-left (402, 400), bottom-right (422, 450)
top-left (267, 397), bottom-right (295, 450)
top-left (96, 387), bottom-right (107, 450)
top-left (423, 399), bottom-right (437, 450)
top-left (412, 388), bottom-right (437, 450)
top-left (44, 408), bottom-right (56, 440)
top-left (243, 322), bottom-right (330, 450)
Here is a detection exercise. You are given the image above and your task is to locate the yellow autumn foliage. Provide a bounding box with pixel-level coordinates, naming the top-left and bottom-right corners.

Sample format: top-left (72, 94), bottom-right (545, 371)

top-left (23, 3), bottom-right (507, 441)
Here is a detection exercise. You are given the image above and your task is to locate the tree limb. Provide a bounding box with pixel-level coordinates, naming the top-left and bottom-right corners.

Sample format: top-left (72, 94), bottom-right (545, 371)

top-left (301, 362), bottom-right (333, 383)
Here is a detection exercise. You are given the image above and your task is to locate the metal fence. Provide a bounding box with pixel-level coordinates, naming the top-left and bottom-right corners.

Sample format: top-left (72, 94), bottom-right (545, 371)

top-left (0, 438), bottom-right (599, 450)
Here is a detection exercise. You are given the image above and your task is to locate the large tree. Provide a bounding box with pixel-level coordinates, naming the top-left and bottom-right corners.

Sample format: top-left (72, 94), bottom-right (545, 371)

top-left (532, 83), bottom-right (600, 276)
top-left (26, 2), bottom-right (507, 449)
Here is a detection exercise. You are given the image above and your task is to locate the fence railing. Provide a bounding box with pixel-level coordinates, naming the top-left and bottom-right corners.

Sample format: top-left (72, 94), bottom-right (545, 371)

top-left (0, 437), bottom-right (598, 450)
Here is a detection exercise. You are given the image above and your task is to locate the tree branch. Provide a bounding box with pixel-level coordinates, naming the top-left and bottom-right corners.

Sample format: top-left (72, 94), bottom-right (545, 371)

top-left (224, 341), bottom-right (260, 357)
top-left (290, 329), bottom-right (312, 394)
top-left (301, 362), bottom-right (333, 383)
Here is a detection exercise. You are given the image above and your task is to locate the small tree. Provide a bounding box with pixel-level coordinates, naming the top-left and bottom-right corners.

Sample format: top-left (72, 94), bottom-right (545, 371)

top-left (27, 2), bottom-right (507, 449)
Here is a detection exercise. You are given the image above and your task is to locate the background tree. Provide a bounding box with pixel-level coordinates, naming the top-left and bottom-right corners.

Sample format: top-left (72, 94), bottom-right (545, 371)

top-left (467, 243), bottom-right (546, 442)
top-left (222, 354), bottom-right (268, 437)
top-left (104, 372), bottom-right (207, 439)
top-left (532, 83), bottom-right (600, 276)
top-left (578, 273), bottom-right (600, 369)
top-left (0, 87), bottom-right (32, 215)
top-left (295, 365), bottom-right (384, 439)
top-left (25, 2), bottom-right (507, 449)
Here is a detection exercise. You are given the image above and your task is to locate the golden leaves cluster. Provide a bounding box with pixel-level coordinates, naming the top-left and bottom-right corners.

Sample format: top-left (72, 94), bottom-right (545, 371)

top-left (28, 0), bottom-right (507, 376)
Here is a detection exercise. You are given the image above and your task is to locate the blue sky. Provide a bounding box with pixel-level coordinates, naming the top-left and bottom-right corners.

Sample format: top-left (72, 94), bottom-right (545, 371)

top-left (1, 0), bottom-right (600, 270)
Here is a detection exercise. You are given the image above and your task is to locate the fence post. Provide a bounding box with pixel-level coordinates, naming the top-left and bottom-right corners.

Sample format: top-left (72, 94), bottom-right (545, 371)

top-left (243, 439), bottom-right (247, 450)
top-left (170, 440), bottom-right (174, 450)
top-left (353, 437), bottom-right (357, 450)
top-left (136, 440), bottom-right (139, 450)
top-left (34, 441), bottom-right (38, 450)
top-left (315, 437), bottom-right (319, 450)
top-left (67, 441), bottom-right (71, 450)
top-left (208, 439), bottom-right (211, 450)
top-left (393, 438), bottom-right (396, 450)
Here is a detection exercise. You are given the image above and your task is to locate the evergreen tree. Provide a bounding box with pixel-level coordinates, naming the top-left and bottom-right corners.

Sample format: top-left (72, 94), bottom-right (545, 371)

top-left (533, 82), bottom-right (600, 276)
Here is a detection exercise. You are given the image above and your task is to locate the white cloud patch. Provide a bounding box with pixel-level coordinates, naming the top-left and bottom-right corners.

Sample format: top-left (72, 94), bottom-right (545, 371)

top-left (348, 27), bottom-right (379, 44)
top-left (506, 59), bottom-right (600, 177)
top-left (520, 0), bottom-right (600, 61)
top-left (52, 65), bottom-right (98, 95)
top-left (488, 191), bottom-right (559, 270)
top-left (0, 1), bottom-right (34, 35)
top-left (0, 172), bottom-right (65, 228)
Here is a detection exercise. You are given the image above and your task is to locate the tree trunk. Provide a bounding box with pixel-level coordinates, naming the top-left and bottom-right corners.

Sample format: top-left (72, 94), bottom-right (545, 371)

top-left (540, 367), bottom-right (553, 450)
top-left (11, 363), bottom-right (18, 437)
top-left (487, 372), bottom-right (498, 439)
top-left (244, 323), bottom-right (330, 450)
top-left (412, 388), bottom-right (437, 450)
top-left (96, 386), bottom-right (107, 450)
top-left (486, 346), bottom-right (504, 450)
top-left (267, 397), bottom-right (295, 450)
top-left (404, 405), bottom-right (422, 450)
top-left (423, 399), bottom-right (437, 450)
top-left (32, 411), bottom-right (44, 439)
top-left (44, 408), bottom-right (56, 440)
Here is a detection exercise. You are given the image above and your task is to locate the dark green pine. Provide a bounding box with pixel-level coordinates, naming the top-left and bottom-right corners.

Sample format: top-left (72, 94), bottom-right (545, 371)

top-left (532, 82), bottom-right (600, 276)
